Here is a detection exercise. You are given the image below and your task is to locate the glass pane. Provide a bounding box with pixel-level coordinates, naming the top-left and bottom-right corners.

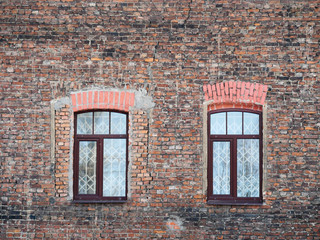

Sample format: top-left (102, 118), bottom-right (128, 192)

top-left (111, 112), bottom-right (127, 134)
top-left (227, 112), bottom-right (242, 135)
top-left (78, 141), bottom-right (96, 194)
top-left (210, 113), bottom-right (226, 135)
top-left (77, 112), bottom-right (93, 134)
top-left (237, 139), bottom-right (260, 197)
top-left (244, 112), bottom-right (259, 135)
top-left (103, 139), bottom-right (126, 197)
top-left (212, 141), bottom-right (230, 195)
top-left (94, 112), bottom-right (109, 134)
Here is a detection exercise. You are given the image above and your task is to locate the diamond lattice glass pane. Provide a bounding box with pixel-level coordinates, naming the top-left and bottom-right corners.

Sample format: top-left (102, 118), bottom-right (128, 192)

top-left (227, 112), bottom-right (242, 135)
top-left (212, 141), bottom-right (230, 195)
top-left (244, 112), bottom-right (259, 135)
top-left (78, 141), bottom-right (96, 194)
top-left (210, 113), bottom-right (226, 135)
top-left (103, 139), bottom-right (126, 197)
top-left (77, 112), bottom-right (93, 134)
top-left (94, 112), bottom-right (109, 134)
top-left (111, 112), bottom-right (127, 134)
top-left (237, 139), bottom-right (260, 197)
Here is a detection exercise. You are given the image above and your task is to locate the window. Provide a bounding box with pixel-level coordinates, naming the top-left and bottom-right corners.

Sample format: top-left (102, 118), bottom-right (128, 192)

top-left (73, 110), bottom-right (128, 202)
top-left (207, 109), bottom-right (262, 204)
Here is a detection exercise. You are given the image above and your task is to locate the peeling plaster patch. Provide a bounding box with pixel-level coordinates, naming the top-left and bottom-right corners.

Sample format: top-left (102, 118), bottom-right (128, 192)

top-left (147, 65), bottom-right (153, 80)
top-left (7, 67), bottom-right (14, 72)
top-left (166, 216), bottom-right (184, 231)
top-left (53, 97), bottom-right (71, 110)
top-left (134, 89), bottom-right (155, 110)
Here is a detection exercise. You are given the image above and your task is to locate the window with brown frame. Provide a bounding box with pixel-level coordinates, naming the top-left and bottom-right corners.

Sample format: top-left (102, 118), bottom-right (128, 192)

top-left (73, 110), bottom-right (128, 203)
top-left (207, 109), bottom-right (263, 205)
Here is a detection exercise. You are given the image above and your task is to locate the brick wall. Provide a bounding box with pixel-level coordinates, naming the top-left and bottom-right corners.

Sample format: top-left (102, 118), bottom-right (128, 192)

top-left (0, 0), bottom-right (319, 239)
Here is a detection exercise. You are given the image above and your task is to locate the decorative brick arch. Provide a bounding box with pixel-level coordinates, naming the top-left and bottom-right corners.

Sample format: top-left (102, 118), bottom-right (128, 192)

top-left (203, 81), bottom-right (268, 111)
top-left (71, 90), bottom-right (135, 112)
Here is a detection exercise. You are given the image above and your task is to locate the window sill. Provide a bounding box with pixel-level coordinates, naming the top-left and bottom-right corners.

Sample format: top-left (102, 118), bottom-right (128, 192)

top-left (72, 200), bottom-right (127, 204)
top-left (207, 200), bottom-right (263, 206)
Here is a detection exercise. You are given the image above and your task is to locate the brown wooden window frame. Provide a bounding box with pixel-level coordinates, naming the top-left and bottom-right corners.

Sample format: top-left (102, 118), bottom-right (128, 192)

top-left (207, 108), bottom-right (263, 205)
top-left (73, 110), bottom-right (128, 203)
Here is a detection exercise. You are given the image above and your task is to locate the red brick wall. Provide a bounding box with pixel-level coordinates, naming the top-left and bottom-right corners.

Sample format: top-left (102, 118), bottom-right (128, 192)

top-left (1, 0), bottom-right (319, 239)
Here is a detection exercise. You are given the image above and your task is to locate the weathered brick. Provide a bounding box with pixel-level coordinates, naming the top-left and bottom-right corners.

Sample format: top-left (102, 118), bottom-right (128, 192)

top-left (0, 0), bottom-right (319, 239)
